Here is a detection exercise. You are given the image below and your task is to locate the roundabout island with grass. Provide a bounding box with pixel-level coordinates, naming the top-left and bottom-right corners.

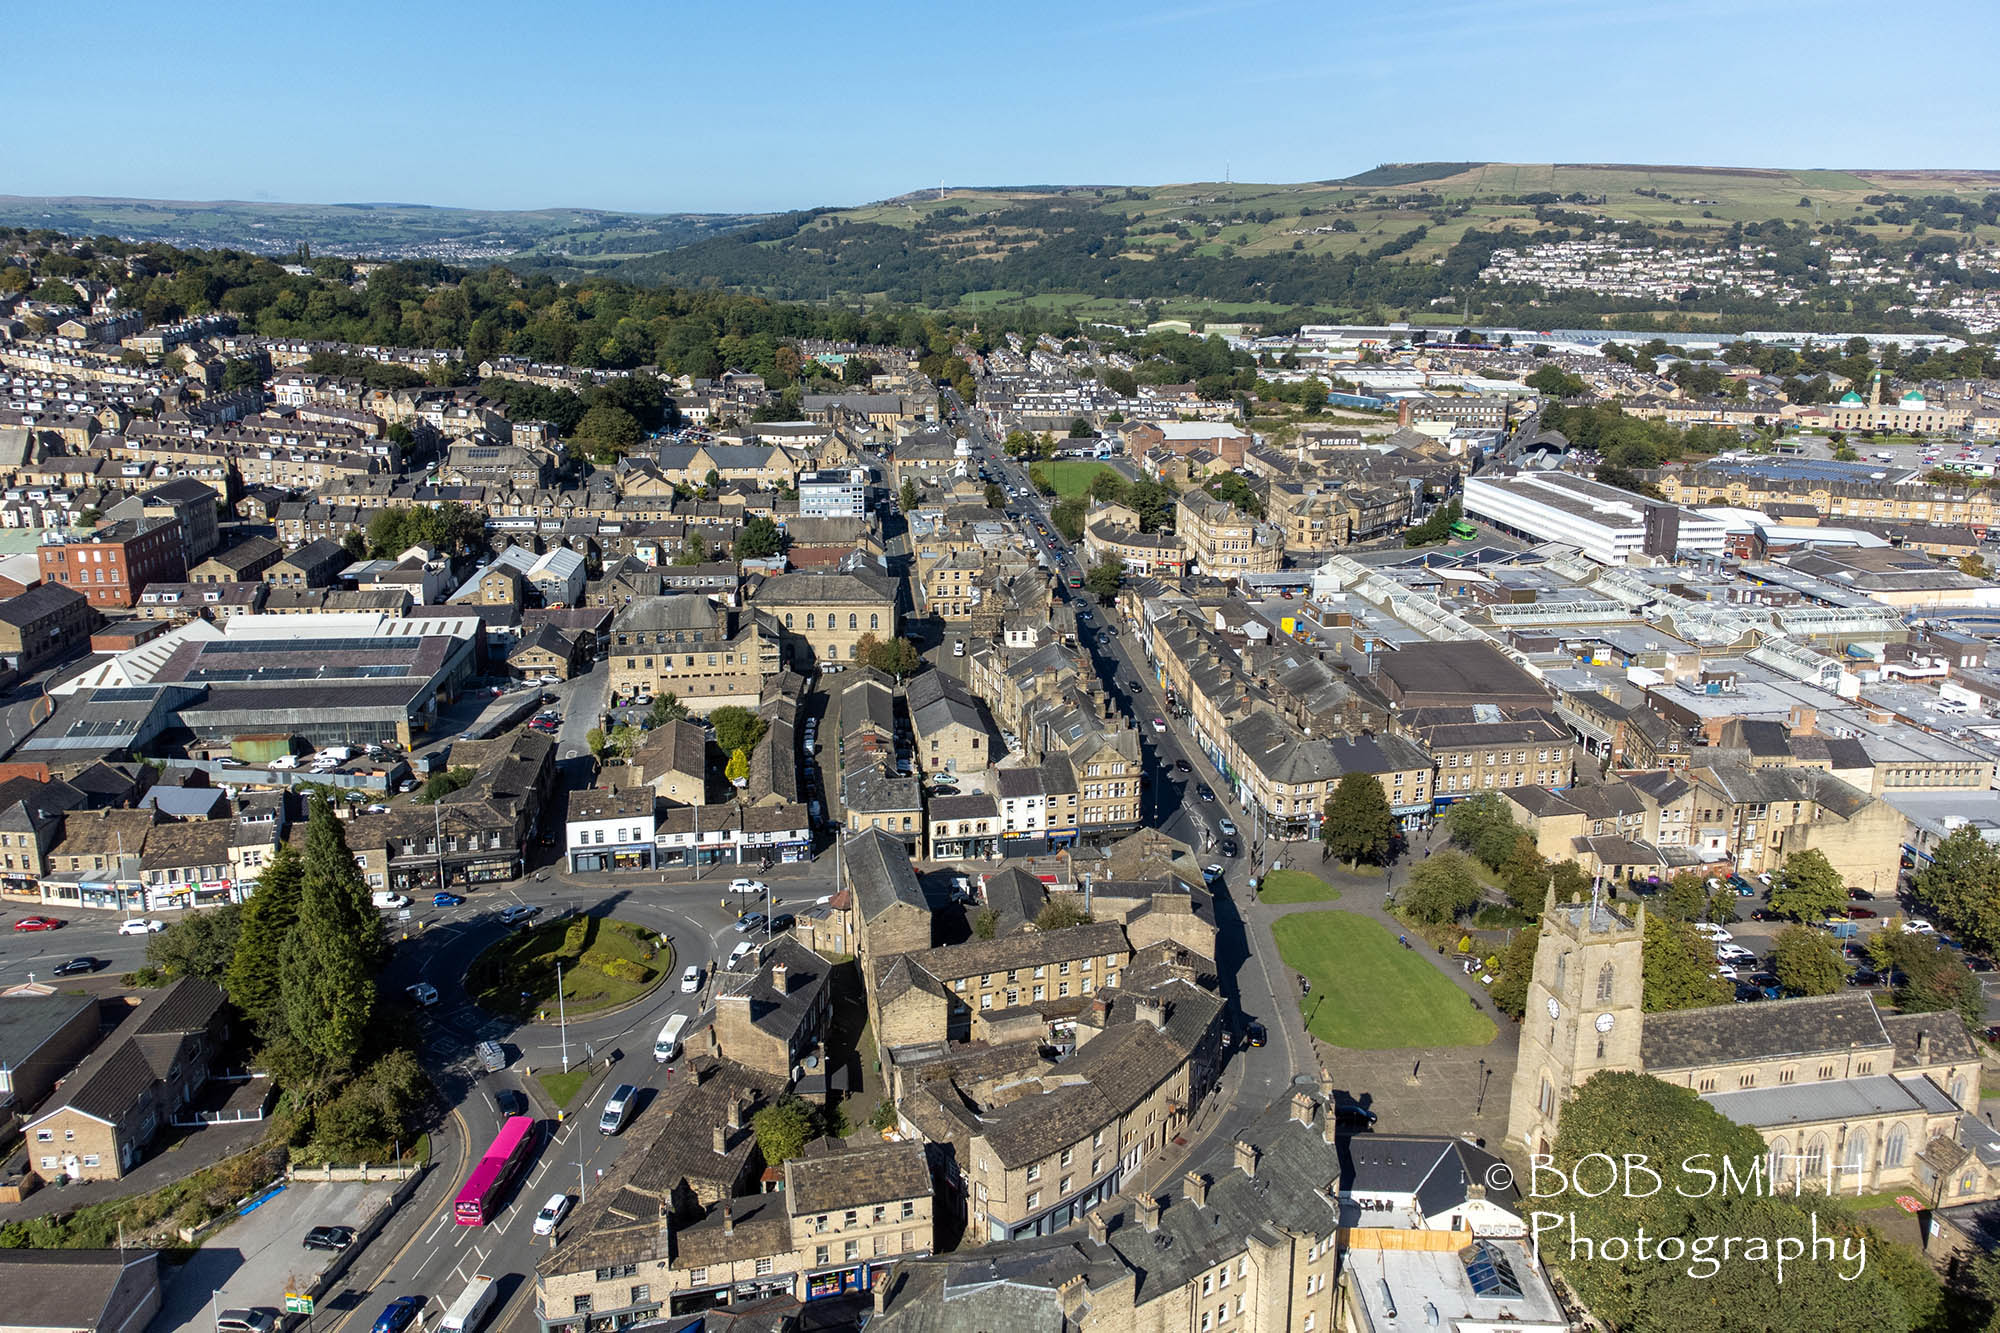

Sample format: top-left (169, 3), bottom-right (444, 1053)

top-left (464, 912), bottom-right (673, 1022)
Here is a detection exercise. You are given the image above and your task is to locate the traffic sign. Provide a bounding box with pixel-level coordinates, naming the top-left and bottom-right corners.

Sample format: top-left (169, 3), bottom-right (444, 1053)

top-left (285, 1295), bottom-right (315, 1316)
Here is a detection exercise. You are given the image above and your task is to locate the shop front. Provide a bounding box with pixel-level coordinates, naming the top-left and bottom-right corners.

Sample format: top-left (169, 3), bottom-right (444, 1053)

top-left (569, 842), bottom-right (654, 874)
top-left (804, 1264), bottom-right (879, 1301)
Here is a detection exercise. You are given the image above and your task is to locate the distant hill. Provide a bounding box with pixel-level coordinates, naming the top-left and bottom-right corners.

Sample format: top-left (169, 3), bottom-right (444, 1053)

top-left (9, 164), bottom-right (2000, 328)
top-left (0, 194), bottom-right (763, 262)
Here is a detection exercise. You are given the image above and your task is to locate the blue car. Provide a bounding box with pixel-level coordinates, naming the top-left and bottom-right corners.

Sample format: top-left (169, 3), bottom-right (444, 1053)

top-left (433, 891), bottom-right (465, 907)
top-left (372, 1298), bottom-right (423, 1333)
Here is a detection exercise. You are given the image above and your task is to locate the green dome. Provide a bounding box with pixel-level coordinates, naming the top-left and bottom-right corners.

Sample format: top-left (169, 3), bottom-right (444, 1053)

top-left (1839, 391), bottom-right (1864, 404)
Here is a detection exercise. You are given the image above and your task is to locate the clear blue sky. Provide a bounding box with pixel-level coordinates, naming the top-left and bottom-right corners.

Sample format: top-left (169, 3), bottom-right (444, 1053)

top-left (14, 0), bottom-right (2000, 214)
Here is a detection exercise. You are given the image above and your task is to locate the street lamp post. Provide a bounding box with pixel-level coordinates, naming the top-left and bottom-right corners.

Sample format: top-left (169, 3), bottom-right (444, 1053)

top-left (556, 961), bottom-right (569, 1073)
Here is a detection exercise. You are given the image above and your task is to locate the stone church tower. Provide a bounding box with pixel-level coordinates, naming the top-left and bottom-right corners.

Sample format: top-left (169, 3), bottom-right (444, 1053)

top-left (1506, 892), bottom-right (1647, 1157)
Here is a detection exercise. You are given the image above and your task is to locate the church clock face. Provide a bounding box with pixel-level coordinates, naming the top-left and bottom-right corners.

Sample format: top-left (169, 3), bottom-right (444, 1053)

top-left (1595, 1012), bottom-right (1615, 1033)
top-left (1546, 997), bottom-right (1561, 1019)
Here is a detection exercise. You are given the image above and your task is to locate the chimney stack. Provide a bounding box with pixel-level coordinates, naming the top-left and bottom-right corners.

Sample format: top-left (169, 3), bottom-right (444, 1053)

top-left (772, 963), bottom-right (789, 994)
top-left (1184, 1171), bottom-right (1208, 1208)
top-left (1234, 1139), bottom-right (1260, 1179)
top-left (873, 1278), bottom-right (889, 1316)
top-left (713, 1124), bottom-right (728, 1154)
top-left (1133, 995), bottom-right (1164, 1030)
top-left (1918, 1031), bottom-right (1932, 1062)
top-left (722, 1203), bottom-right (734, 1237)
top-left (1086, 1210), bottom-right (1109, 1244)
top-left (1137, 1193), bottom-right (1162, 1232)
top-left (727, 1096), bottom-right (743, 1130)
top-left (1291, 1090), bottom-right (1316, 1126)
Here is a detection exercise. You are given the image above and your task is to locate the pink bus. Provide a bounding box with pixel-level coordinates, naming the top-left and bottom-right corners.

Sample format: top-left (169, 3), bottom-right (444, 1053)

top-left (455, 1115), bottom-right (535, 1225)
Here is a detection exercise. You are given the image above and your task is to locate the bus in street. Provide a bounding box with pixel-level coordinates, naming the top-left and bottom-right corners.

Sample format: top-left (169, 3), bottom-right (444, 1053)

top-left (454, 1115), bottom-right (535, 1225)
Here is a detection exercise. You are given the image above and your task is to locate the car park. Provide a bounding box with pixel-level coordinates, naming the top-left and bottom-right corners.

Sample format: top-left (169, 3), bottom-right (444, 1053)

top-left (12, 916), bottom-right (62, 931)
top-left (303, 1225), bottom-right (356, 1252)
top-left (681, 964), bottom-right (702, 993)
top-left (118, 917), bottom-right (166, 935)
top-left (1693, 923), bottom-right (1733, 942)
top-left (1903, 918), bottom-right (1937, 934)
top-left (533, 1193), bottom-right (573, 1236)
top-left (52, 957), bottom-right (97, 976)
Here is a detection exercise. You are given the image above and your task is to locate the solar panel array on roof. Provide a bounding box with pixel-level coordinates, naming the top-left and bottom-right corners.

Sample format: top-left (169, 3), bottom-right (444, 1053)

top-left (206, 637), bottom-right (407, 656)
top-left (91, 687), bottom-right (165, 702)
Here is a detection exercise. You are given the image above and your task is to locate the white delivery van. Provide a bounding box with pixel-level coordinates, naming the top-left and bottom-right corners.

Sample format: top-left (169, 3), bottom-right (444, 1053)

top-left (372, 891), bottom-right (410, 909)
top-left (440, 1276), bottom-right (497, 1333)
top-left (654, 1013), bottom-right (688, 1063)
top-left (598, 1083), bottom-right (638, 1135)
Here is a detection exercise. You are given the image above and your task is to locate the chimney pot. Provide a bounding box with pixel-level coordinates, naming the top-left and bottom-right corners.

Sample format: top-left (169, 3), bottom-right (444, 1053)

top-left (1918, 1032), bottom-right (1932, 1061)
top-left (772, 962), bottom-right (789, 993)
top-left (1234, 1139), bottom-right (1260, 1179)
top-left (1137, 1192), bottom-right (1162, 1232)
top-left (1290, 1090), bottom-right (1315, 1126)
top-left (727, 1097), bottom-right (743, 1130)
top-left (722, 1203), bottom-right (734, 1236)
top-left (1184, 1171), bottom-right (1208, 1208)
top-left (874, 1279), bottom-right (889, 1315)
top-left (1086, 1210), bottom-right (1108, 1244)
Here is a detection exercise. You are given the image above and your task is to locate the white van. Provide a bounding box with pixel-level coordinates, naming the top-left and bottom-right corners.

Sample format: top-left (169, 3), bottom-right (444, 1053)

top-left (372, 891), bottom-right (410, 909)
top-left (598, 1083), bottom-right (638, 1135)
top-left (654, 1013), bottom-right (688, 1063)
top-left (440, 1277), bottom-right (497, 1333)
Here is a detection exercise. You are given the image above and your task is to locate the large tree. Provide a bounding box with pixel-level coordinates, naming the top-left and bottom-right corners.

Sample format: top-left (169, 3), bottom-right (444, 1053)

top-left (751, 1096), bottom-right (820, 1167)
top-left (1084, 558), bottom-right (1123, 604)
top-left (1772, 924), bottom-right (1844, 996)
top-left (1320, 772), bottom-right (1392, 867)
top-left (145, 904), bottom-right (243, 984)
top-left (279, 799), bottom-right (384, 1071)
top-left (1914, 824), bottom-right (2000, 954)
top-left (1642, 912), bottom-right (1730, 1012)
top-left (1400, 850), bottom-right (1481, 924)
top-left (734, 516), bottom-right (785, 560)
top-left (1442, 793), bottom-right (1522, 870)
top-left (1769, 848), bottom-right (1846, 923)
top-left (1549, 1072), bottom-right (1932, 1333)
top-left (709, 705), bottom-right (767, 757)
top-left (225, 843), bottom-right (305, 1040)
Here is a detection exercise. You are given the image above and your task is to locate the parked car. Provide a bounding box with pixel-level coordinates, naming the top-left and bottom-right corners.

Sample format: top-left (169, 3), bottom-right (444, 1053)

top-left (1218, 817), bottom-right (1238, 837)
top-left (1903, 918), bottom-right (1937, 934)
top-left (1848, 887), bottom-right (1874, 901)
top-left (1693, 923), bottom-right (1733, 942)
top-left (303, 1225), bottom-right (356, 1252)
top-left (769, 914), bottom-right (795, 933)
top-left (533, 1193), bottom-right (573, 1236)
top-left (432, 891), bottom-right (465, 908)
top-left (52, 957), bottom-right (97, 976)
top-left (728, 940), bottom-right (755, 968)
top-left (405, 982), bottom-right (439, 1006)
top-left (371, 1297), bottom-right (425, 1333)
top-left (1197, 785), bottom-right (1215, 802)
top-left (12, 916), bottom-right (62, 931)
top-left (1151, 717), bottom-right (1167, 734)
top-left (118, 917), bottom-right (166, 936)
top-left (1244, 1021), bottom-right (1267, 1048)
top-left (1847, 907), bottom-right (1878, 919)
top-left (1175, 759), bottom-right (1192, 774)
top-left (681, 965), bottom-right (702, 993)
top-left (727, 878), bottom-right (769, 896)
top-left (734, 912), bottom-right (767, 934)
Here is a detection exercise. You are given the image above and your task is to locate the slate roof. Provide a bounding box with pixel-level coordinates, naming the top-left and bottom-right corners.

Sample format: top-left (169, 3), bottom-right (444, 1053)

top-left (843, 827), bottom-right (927, 923)
top-left (1702, 1073), bottom-right (1960, 1128)
top-left (29, 977), bottom-right (222, 1128)
top-left (1336, 1134), bottom-right (1522, 1220)
top-left (901, 922), bottom-right (1127, 985)
top-left (784, 1137), bottom-right (930, 1216)
top-left (0, 583), bottom-right (88, 627)
top-left (1882, 1013), bottom-right (1982, 1069)
top-left (0, 1250), bottom-right (160, 1333)
top-left (671, 1194), bottom-right (793, 1268)
top-left (1642, 991), bottom-right (1890, 1072)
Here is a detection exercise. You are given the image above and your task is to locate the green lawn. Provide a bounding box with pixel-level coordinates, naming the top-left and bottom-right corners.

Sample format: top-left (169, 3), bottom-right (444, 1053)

top-left (1258, 869), bottom-right (1344, 904)
top-left (1274, 911), bottom-right (1497, 1050)
top-left (465, 914), bottom-right (670, 1020)
top-left (1037, 461), bottom-right (1120, 498)
top-left (534, 1068), bottom-right (589, 1111)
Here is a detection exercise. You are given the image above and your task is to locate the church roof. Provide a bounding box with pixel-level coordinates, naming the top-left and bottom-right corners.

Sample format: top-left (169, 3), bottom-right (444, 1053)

top-left (1701, 1072), bottom-right (1957, 1129)
top-left (1641, 991), bottom-right (1889, 1072)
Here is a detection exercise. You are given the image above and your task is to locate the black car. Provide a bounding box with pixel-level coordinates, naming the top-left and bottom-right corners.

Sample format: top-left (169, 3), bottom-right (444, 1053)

top-left (1244, 1021), bottom-right (1267, 1048)
top-left (769, 914), bottom-right (796, 933)
top-left (1196, 784), bottom-right (1214, 802)
top-left (303, 1225), bottom-right (355, 1252)
top-left (1848, 887), bottom-right (1873, 901)
top-left (52, 957), bottom-right (96, 977)
top-left (1220, 839), bottom-right (1239, 858)
top-left (492, 1089), bottom-right (528, 1118)
top-left (1175, 759), bottom-right (1192, 774)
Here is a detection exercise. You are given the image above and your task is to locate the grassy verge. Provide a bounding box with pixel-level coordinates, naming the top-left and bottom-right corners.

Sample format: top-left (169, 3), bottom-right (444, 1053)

top-left (465, 914), bottom-right (670, 1020)
top-left (1258, 869), bottom-right (1344, 905)
top-left (534, 1069), bottom-right (590, 1111)
top-left (1036, 461), bottom-right (1120, 498)
top-left (1275, 911), bottom-right (1496, 1050)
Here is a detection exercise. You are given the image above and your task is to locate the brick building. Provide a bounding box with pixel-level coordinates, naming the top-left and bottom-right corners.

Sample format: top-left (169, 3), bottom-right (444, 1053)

top-left (37, 519), bottom-right (186, 609)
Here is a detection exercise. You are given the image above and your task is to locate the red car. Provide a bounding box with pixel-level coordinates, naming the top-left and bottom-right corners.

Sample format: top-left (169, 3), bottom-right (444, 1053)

top-left (13, 916), bottom-right (63, 931)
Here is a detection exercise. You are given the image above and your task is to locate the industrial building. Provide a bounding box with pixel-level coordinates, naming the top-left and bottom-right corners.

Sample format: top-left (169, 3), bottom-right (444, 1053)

top-left (1463, 471), bottom-right (1727, 565)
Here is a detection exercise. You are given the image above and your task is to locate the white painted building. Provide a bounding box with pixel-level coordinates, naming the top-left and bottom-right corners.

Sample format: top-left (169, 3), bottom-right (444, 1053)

top-left (566, 787), bottom-right (657, 872)
top-left (1463, 472), bottom-right (1727, 565)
